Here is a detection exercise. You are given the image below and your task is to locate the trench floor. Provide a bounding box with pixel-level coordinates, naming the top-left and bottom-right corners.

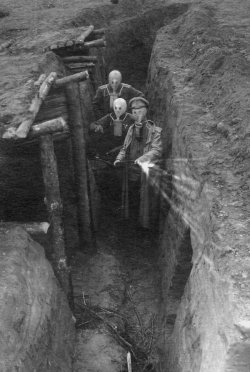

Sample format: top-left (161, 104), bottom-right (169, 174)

top-left (71, 198), bottom-right (161, 371)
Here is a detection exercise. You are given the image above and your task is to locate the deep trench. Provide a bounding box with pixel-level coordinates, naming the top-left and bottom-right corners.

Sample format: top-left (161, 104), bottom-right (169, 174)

top-left (0, 4), bottom-right (193, 371)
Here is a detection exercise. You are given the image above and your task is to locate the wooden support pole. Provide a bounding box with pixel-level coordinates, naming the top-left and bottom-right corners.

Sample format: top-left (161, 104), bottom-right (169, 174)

top-left (15, 72), bottom-right (57, 139)
top-left (62, 55), bottom-right (98, 63)
top-left (65, 82), bottom-right (95, 251)
top-left (29, 117), bottom-right (69, 138)
top-left (76, 25), bottom-right (94, 42)
top-left (40, 134), bottom-right (70, 296)
top-left (0, 221), bottom-right (50, 236)
top-left (54, 70), bottom-right (89, 88)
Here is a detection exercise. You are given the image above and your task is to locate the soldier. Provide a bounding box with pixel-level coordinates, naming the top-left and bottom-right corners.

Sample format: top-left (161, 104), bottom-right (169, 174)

top-left (89, 98), bottom-right (135, 161)
top-left (88, 98), bottom-right (135, 205)
top-left (114, 97), bottom-right (162, 229)
top-left (93, 70), bottom-right (144, 120)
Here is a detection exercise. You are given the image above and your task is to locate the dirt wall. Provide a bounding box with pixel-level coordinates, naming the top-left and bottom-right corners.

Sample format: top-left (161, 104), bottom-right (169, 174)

top-left (0, 227), bottom-right (75, 372)
top-left (147, 4), bottom-right (250, 372)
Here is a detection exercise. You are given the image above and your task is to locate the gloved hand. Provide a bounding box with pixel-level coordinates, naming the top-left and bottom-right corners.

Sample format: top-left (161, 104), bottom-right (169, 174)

top-left (134, 158), bottom-right (142, 166)
top-left (114, 160), bottom-right (121, 167)
top-left (94, 124), bottom-right (104, 133)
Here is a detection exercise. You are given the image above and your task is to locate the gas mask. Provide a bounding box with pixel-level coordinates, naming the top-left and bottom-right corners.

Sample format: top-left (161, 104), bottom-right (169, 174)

top-left (108, 70), bottom-right (122, 108)
top-left (132, 108), bottom-right (147, 141)
top-left (113, 98), bottom-right (127, 136)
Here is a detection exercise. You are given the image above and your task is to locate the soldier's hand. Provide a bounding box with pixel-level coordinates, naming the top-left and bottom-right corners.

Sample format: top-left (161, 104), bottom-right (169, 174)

top-left (134, 158), bottom-right (142, 166)
top-left (114, 160), bottom-right (121, 167)
top-left (94, 124), bottom-right (104, 133)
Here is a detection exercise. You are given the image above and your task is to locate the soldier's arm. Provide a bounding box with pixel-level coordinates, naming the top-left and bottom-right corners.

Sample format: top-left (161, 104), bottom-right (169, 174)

top-left (89, 114), bottom-right (110, 133)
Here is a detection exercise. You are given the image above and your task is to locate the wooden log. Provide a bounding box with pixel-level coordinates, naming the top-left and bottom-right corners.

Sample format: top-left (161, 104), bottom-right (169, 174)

top-left (62, 55), bottom-right (98, 63)
top-left (65, 82), bottom-right (95, 251)
top-left (77, 25), bottom-right (94, 42)
top-left (54, 71), bottom-right (89, 88)
top-left (40, 134), bottom-right (70, 296)
top-left (66, 63), bottom-right (95, 70)
top-left (78, 80), bottom-right (95, 130)
top-left (29, 117), bottom-right (68, 138)
top-left (84, 38), bottom-right (106, 49)
top-left (0, 221), bottom-right (50, 235)
top-left (15, 72), bottom-right (57, 139)
top-left (92, 28), bottom-right (106, 36)
top-left (34, 74), bottom-right (46, 88)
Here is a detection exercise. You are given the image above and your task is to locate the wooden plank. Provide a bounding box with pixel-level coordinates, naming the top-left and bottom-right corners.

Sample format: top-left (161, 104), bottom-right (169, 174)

top-left (54, 71), bottom-right (89, 87)
top-left (65, 82), bottom-right (95, 251)
top-left (40, 134), bottom-right (70, 296)
top-left (15, 72), bottom-right (57, 139)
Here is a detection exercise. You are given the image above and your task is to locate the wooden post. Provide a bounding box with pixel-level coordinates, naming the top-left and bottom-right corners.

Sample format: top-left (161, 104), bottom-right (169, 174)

top-left (78, 80), bottom-right (95, 128)
top-left (40, 134), bottom-right (70, 296)
top-left (65, 82), bottom-right (95, 251)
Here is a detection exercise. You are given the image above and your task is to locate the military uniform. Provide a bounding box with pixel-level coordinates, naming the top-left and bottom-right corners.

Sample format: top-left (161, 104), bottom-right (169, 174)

top-left (93, 83), bottom-right (144, 119)
top-left (116, 120), bottom-right (162, 228)
top-left (89, 112), bottom-right (135, 160)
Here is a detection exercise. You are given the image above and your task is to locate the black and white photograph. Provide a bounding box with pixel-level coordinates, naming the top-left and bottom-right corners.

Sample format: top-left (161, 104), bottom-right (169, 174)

top-left (0, 0), bottom-right (249, 371)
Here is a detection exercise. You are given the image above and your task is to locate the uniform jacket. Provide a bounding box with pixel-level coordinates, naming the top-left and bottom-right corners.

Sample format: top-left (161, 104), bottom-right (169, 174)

top-left (88, 113), bottom-right (135, 159)
top-left (116, 120), bottom-right (162, 229)
top-left (116, 120), bottom-right (162, 164)
top-left (93, 83), bottom-right (144, 119)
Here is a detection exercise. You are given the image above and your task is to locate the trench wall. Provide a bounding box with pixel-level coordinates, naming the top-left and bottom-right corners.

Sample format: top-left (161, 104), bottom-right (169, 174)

top-left (147, 4), bottom-right (250, 372)
top-left (0, 227), bottom-right (75, 372)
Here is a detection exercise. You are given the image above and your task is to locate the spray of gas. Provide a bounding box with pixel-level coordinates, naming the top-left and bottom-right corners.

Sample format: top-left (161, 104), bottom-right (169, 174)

top-left (138, 158), bottom-right (207, 245)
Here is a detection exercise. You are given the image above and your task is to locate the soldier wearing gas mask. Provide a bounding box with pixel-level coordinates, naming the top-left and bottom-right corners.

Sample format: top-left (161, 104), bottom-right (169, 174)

top-left (88, 98), bottom-right (134, 206)
top-left (93, 70), bottom-right (144, 120)
top-left (89, 98), bottom-right (135, 161)
top-left (114, 97), bottom-right (162, 229)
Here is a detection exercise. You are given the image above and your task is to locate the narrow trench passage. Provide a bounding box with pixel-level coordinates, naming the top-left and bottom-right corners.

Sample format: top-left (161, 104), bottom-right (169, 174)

top-left (70, 15), bottom-right (163, 372)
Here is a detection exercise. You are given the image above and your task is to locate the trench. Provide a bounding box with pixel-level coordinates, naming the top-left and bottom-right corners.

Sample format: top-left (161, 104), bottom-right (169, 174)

top-left (0, 3), bottom-right (194, 372)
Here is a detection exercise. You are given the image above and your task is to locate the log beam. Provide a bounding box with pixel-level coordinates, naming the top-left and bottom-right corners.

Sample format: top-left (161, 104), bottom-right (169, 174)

top-left (15, 72), bottom-right (57, 139)
top-left (66, 63), bottom-right (95, 70)
top-left (0, 222), bottom-right (50, 235)
top-left (29, 117), bottom-right (69, 138)
top-left (54, 70), bottom-right (89, 88)
top-left (76, 25), bottom-right (94, 42)
top-left (65, 82), bottom-right (95, 251)
top-left (40, 134), bottom-right (70, 296)
top-left (84, 38), bottom-right (106, 49)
